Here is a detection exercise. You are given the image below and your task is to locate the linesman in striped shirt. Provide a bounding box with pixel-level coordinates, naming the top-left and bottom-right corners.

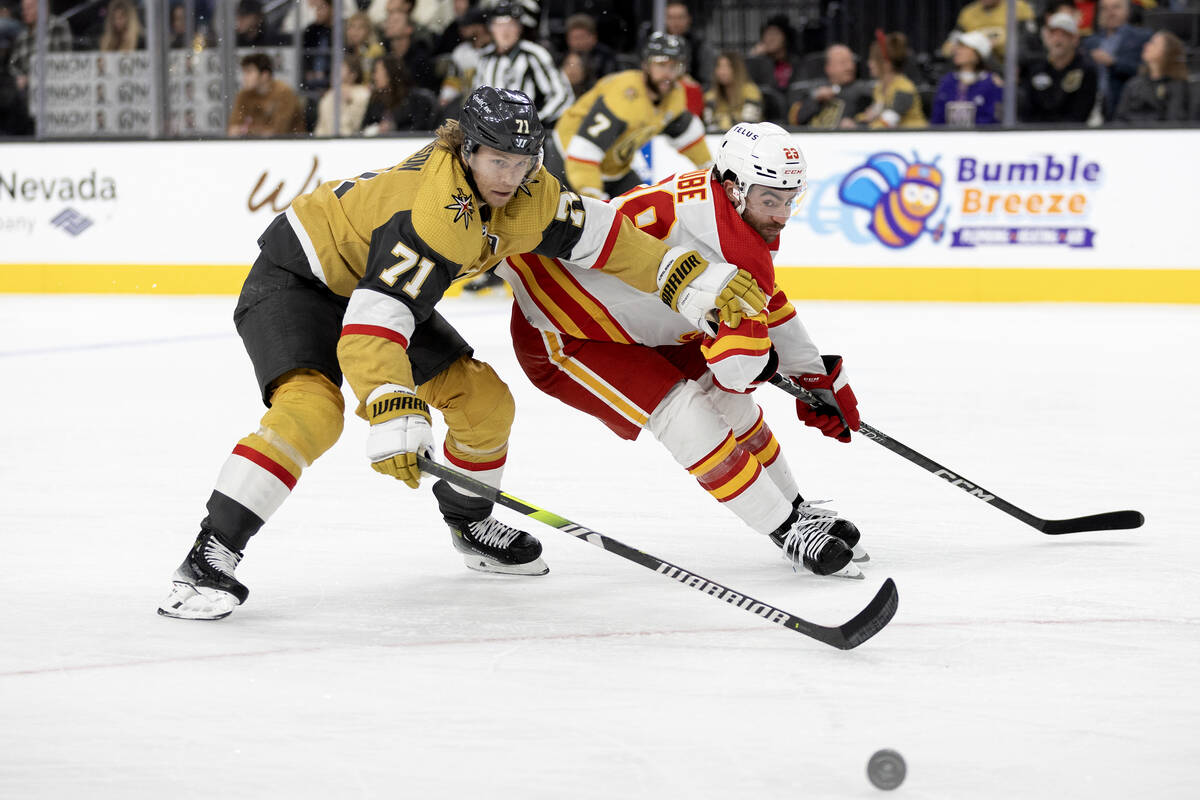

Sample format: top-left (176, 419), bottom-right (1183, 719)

top-left (472, 2), bottom-right (573, 176)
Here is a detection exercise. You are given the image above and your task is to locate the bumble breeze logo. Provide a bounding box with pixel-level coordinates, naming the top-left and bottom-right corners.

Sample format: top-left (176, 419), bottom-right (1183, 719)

top-left (934, 469), bottom-right (996, 502)
top-left (655, 563), bottom-right (792, 624)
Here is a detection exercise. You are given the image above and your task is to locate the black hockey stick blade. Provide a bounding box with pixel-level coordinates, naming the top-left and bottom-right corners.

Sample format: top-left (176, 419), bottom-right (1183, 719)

top-left (769, 374), bottom-right (1145, 536)
top-left (417, 456), bottom-right (898, 650)
top-left (1038, 510), bottom-right (1145, 535)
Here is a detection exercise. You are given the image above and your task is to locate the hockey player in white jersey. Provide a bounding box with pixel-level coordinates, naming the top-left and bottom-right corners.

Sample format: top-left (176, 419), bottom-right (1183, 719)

top-left (499, 122), bottom-right (867, 579)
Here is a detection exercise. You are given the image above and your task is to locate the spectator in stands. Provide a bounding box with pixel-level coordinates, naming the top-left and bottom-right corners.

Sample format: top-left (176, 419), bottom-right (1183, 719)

top-left (8, 0), bottom-right (72, 95)
top-left (169, 3), bottom-right (187, 48)
top-left (302, 0), bottom-right (334, 92)
top-left (786, 43), bottom-right (873, 128)
top-left (345, 11), bottom-right (386, 77)
top-left (943, 0), bottom-right (1036, 61)
top-left (384, 7), bottom-right (438, 91)
top-left (1084, 0), bottom-right (1152, 120)
top-left (314, 54), bottom-right (372, 136)
top-left (361, 53), bottom-right (437, 133)
top-left (565, 14), bottom-right (617, 85)
top-left (1018, 11), bottom-right (1098, 124)
top-left (373, 0), bottom-right (437, 49)
top-left (229, 52), bottom-right (306, 136)
top-left (236, 0), bottom-right (290, 48)
top-left (473, 2), bottom-right (572, 125)
top-left (560, 50), bottom-right (593, 98)
top-left (0, 1), bottom-right (20, 45)
top-left (664, 1), bottom-right (714, 87)
top-left (1115, 29), bottom-right (1191, 121)
top-left (99, 0), bottom-right (144, 52)
top-left (437, 6), bottom-right (489, 110)
top-left (856, 31), bottom-right (928, 128)
top-left (432, 0), bottom-right (473, 55)
top-left (746, 14), bottom-right (804, 96)
top-left (703, 51), bottom-right (762, 132)
top-left (932, 30), bottom-right (1004, 126)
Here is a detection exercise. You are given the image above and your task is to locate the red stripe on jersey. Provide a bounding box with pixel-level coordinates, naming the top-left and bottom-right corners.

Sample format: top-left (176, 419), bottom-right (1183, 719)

top-left (678, 133), bottom-right (706, 153)
top-left (232, 444), bottom-right (298, 490)
top-left (340, 324), bottom-right (409, 348)
top-left (443, 444), bottom-right (508, 472)
top-left (712, 179), bottom-right (776, 291)
top-left (589, 213), bottom-right (624, 271)
top-left (511, 253), bottom-right (634, 343)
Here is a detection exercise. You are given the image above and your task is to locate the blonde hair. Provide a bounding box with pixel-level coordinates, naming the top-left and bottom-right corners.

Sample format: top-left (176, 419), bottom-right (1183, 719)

top-left (712, 51), bottom-right (750, 114)
top-left (100, 0), bottom-right (142, 52)
top-left (435, 119), bottom-right (466, 160)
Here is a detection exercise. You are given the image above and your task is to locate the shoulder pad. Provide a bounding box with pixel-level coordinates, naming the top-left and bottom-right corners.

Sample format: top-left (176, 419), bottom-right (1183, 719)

top-left (410, 148), bottom-right (482, 268)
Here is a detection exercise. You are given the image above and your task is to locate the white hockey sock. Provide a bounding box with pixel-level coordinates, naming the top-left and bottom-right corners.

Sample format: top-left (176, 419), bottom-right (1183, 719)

top-left (648, 380), bottom-right (792, 534)
top-left (700, 373), bottom-right (800, 500)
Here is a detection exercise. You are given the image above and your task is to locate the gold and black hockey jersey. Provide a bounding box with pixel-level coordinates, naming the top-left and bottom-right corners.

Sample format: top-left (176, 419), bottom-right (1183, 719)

top-left (279, 139), bottom-right (672, 410)
top-left (555, 70), bottom-right (711, 199)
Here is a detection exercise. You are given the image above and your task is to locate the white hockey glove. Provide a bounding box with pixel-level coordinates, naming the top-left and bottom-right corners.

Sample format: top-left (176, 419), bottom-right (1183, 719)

top-left (656, 247), bottom-right (767, 334)
top-left (365, 384), bottom-right (434, 489)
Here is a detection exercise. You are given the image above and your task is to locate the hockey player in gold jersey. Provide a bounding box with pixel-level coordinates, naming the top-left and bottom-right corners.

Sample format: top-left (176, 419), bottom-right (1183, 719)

top-left (157, 87), bottom-right (769, 621)
top-left (552, 32), bottom-right (712, 201)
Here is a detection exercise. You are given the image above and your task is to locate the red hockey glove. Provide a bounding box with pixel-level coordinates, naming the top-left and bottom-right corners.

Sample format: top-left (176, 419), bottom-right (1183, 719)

top-left (791, 355), bottom-right (860, 443)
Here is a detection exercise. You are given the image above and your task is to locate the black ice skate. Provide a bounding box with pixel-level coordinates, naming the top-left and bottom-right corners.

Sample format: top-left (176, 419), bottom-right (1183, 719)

top-left (157, 530), bottom-right (249, 620)
top-left (448, 516), bottom-right (549, 576)
top-left (770, 501), bottom-right (863, 579)
top-left (793, 495), bottom-right (870, 563)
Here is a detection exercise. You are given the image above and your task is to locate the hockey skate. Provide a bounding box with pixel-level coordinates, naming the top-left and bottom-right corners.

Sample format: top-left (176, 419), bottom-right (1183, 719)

top-left (157, 530), bottom-right (249, 620)
top-left (794, 496), bottom-right (870, 563)
top-left (770, 501), bottom-right (863, 579)
top-left (448, 516), bottom-right (549, 576)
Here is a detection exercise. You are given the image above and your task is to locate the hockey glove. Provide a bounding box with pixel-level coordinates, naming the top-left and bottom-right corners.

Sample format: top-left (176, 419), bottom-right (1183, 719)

top-left (365, 385), bottom-right (434, 488)
top-left (791, 355), bottom-right (860, 443)
top-left (657, 247), bottom-right (767, 334)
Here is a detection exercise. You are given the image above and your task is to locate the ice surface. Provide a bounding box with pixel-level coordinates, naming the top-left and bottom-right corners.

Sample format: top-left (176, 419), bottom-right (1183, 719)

top-left (1, 294), bottom-right (1197, 799)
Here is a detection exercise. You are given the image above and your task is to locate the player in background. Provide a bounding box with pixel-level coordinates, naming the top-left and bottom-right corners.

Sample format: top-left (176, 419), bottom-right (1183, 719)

top-left (551, 32), bottom-right (712, 201)
top-left (499, 122), bottom-right (866, 579)
top-left (157, 87), bottom-right (768, 620)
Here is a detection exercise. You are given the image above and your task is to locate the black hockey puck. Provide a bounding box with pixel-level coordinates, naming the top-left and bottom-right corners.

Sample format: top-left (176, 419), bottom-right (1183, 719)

top-left (867, 749), bottom-right (906, 790)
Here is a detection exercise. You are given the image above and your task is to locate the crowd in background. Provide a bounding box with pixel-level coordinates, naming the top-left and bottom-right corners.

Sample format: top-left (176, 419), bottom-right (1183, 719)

top-left (2, 0), bottom-right (1199, 137)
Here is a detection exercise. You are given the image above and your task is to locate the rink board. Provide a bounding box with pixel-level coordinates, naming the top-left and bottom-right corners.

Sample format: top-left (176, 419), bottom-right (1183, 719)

top-left (2, 131), bottom-right (1198, 302)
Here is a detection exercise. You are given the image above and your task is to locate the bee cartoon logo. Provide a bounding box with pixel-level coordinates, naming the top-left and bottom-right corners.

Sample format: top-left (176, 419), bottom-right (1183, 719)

top-left (839, 152), bottom-right (946, 248)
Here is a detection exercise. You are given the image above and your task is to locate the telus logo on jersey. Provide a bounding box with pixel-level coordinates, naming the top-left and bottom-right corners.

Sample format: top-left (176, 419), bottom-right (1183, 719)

top-left (0, 170), bottom-right (117, 203)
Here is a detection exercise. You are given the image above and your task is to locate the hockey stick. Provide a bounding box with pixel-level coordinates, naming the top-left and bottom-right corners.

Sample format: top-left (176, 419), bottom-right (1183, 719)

top-left (769, 374), bottom-right (1144, 535)
top-left (417, 456), bottom-right (898, 650)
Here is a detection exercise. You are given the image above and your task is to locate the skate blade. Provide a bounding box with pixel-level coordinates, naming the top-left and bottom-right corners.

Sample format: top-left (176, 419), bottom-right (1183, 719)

top-left (157, 582), bottom-right (238, 620)
top-left (828, 560), bottom-right (865, 580)
top-left (851, 544), bottom-right (871, 563)
top-left (462, 554), bottom-right (549, 576)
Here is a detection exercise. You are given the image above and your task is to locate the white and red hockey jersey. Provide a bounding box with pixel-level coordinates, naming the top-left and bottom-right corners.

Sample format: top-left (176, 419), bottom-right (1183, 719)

top-left (498, 168), bottom-right (825, 391)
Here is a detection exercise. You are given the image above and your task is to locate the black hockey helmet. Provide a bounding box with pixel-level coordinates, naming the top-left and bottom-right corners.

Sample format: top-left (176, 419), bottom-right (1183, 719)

top-left (642, 31), bottom-right (688, 64)
top-left (459, 86), bottom-right (545, 159)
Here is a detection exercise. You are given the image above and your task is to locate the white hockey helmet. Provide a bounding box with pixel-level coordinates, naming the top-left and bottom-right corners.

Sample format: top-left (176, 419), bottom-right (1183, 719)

top-left (715, 122), bottom-right (808, 212)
